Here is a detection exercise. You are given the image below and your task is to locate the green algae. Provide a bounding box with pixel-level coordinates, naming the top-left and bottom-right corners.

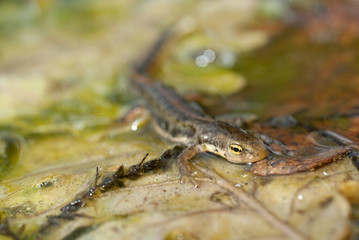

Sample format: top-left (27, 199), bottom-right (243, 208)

top-left (0, 133), bottom-right (24, 180)
top-left (0, 1), bottom-right (358, 239)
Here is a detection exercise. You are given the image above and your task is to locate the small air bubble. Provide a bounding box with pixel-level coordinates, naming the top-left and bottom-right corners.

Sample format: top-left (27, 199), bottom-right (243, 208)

top-left (297, 194), bottom-right (303, 200)
top-left (131, 120), bottom-right (140, 131)
top-left (203, 49), bottom-right (216, 62)
top-left (195, 55), bottom-right (209, 67)
top-left (323, 171), bottom-right (328, 176)
top-left (218, 50), bottom-right (236, 67)
top-left (195, 49), bottom-right (216, 67)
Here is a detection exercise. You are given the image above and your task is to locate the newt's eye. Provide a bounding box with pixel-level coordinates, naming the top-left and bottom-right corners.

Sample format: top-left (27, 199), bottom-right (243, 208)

top-left (230, 144), bottom-right (242, 154)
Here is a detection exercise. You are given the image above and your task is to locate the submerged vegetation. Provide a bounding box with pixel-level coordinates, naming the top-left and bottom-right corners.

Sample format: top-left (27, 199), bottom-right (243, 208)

top-left (0, 0), bottom-right (358, 239)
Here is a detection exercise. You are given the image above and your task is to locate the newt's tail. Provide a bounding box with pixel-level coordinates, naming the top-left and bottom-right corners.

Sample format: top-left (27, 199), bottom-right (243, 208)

top-left (134, 29), bottom-right (173, 75)
top-left (133, 17), bottom-right (197, 75)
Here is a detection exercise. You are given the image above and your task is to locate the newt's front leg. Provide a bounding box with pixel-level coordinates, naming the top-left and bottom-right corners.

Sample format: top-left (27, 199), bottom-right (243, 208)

top-left (250, 146), bottom-right (352, 176)
top-left (176, 145), bottom-right (203, 188)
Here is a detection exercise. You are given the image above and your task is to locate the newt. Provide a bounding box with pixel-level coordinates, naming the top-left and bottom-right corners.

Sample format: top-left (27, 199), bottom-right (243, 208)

top-left (128, 29), bottom-right (268, 186)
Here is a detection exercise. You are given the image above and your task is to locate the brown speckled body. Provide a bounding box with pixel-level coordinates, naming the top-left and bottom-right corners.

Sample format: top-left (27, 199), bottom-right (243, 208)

top-left (130, 72), bottom-right (268, 164)
top-left (129, 30), bottom-right (268, 185)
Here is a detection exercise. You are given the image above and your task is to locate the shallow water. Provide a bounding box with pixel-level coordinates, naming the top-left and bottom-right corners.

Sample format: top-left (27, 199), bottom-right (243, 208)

top-left (0, 0), bottom-right (358, 239)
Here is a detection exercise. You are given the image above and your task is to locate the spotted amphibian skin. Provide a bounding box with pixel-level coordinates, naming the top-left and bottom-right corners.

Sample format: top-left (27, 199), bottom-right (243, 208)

top-left (129, 29), bottom-right (268, 185)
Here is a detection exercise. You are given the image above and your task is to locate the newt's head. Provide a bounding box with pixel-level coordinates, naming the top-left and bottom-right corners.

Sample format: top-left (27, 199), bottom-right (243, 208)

top-left (198, 121), bottom-right (268, 163)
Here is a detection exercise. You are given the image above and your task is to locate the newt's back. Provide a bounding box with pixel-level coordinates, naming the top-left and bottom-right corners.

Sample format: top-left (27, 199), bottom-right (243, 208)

top-left (129, 71), bottom-right (213, 144)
